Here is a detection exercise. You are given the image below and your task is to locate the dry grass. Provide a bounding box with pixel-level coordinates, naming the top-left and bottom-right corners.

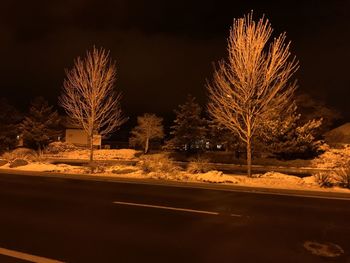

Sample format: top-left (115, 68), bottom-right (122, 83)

top-left (335, 162), bottom-right (350, 189)
top-left (314, 172), bottom-right (333, 188)
top-left (45, 142), bottom-right (79, 154)
top-left (1, 148), bottom-right (37, 162)
top-left (187, 157), bottom-right (212, 174)
top-left (137, 154), bottom-right (180, 174)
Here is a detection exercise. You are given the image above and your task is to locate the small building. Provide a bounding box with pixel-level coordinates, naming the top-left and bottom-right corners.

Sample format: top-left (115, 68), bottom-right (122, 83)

top-left (63, 117), bottom-right (101, 147)
top-left (324, 122), bottom-right (350, 147)
top-left (65, 129), bottom-right (102, 147)
top-left (65, 128), bottom-right (89, 146)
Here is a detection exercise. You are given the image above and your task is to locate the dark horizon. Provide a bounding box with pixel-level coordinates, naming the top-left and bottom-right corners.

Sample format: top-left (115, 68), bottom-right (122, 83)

top-left (1, 0), bottom-right (349, 120)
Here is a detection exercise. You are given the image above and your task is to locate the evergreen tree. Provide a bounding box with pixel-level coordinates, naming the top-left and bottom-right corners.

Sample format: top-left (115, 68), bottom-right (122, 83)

top-left (0, 99), bottom-right (22, 153)
top-left (296, 93), bottom-right (342, 134)
top-left (208, 121), bottom-right (240, 152)
top-left (129, 113), bottom-right (164, 153)
top-left (20, 97), bottom-right (62, 150)
top-left (167, 95), bottom-right (207, 152)
top-left (258, 106), bottom-right (323, 159)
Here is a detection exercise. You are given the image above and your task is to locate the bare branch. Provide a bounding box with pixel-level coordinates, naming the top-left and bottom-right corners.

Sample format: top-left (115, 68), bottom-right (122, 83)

top-left (207, 12), bottom-right (298, 176)
top-left (60, 47), bottom-right (126, 161)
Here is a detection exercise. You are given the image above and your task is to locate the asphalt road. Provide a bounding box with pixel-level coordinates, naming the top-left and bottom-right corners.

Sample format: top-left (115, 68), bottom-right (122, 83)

top-left (0, 173), bottom-right (349, 263)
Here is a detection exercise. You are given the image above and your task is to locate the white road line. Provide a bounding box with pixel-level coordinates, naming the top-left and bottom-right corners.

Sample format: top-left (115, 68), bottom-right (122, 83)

top-left (113, 201), bottom-right (218, 215)
top-left (113, 201), bottom-right (242, 217)
top-left (0, 247), bottom-right (64, 263)
top-left (230, 213), bottom-right (243, 217)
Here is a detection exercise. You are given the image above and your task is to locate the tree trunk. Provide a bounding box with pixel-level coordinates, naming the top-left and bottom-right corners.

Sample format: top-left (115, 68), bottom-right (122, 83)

top-left (246, 138), bottom-right (252, 177)
top-left (144, 137), bottom-right (149, 154)
top-left (89, 134), bottom-right (94, 162)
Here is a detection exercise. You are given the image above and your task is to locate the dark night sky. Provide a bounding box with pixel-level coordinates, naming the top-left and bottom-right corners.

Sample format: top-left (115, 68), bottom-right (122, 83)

top-left (0, 0), bottom-right (349, 120)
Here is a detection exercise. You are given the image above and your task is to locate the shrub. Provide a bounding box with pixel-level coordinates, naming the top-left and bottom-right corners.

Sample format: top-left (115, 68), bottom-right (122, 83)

top-left (137, 154), bottom-right (180, 174)
top-left (312, 145), bottom-right (350, 169)
top-left (0, 159), bottom-right (8, 166)
top-left (9, 159), bottom-right (29, 168)
top-left (335, 162), bottom-right (350, 189)
top-left (187, 157), bottom-right (212, 174)
top-left (314, 172), bottom-right (333, 188)
top-left (31, 149), bottom-right (49, 163)
top-left (45, 142), bottom-right (78, 154)
top-left (1, 148), bottom-right (49, 163)
top-left (85, 161), bottom-right (106, 174)
top-left (134, 151), bottom-right (143, 158)
top-left (1, 148), bottom-right (36, 162)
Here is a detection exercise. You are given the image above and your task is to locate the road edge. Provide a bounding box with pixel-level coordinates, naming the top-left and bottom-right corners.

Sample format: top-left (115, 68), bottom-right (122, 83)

top-left (0, 168), bottom-right (350, 200)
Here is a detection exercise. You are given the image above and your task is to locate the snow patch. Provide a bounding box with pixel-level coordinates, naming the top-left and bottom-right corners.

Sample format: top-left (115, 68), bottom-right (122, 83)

top-left (1, 161), bottom-right (349, 193)
top-left (260, 172), bottom-right (303, 183)
top-left (45, 149), bottom-right (141, 160)
top-left (192, 171), bottom-right (239, 184)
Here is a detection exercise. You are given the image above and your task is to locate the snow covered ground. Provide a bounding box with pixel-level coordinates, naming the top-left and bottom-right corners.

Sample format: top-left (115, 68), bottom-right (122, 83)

top-left (1, 146), bottom-right (349, 193)
top-left (44, 149), bottom-right (141, 160)
top-left (1, 160), bottom-right (349, 193)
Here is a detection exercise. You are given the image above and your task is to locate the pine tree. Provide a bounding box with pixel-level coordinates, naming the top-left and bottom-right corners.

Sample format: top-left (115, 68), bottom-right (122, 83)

top-left (129, 113), bottom-right (164, 153)
top-left (20, 97), bottom-right (62, 150)
top-left (258, 107), bottom-right (323, 159)
top-left (296, 93), bottom-right (342, 134)
top-left (167, 95), bottom-right (207, 152)
top-left (208, 121), bottom-right (240, 152)
top-left (0, 99), bottom-right (22, 153)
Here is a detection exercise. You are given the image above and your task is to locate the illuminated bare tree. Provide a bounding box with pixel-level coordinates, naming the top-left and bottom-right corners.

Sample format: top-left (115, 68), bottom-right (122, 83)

top-left (207, 12), bottom-right (298, 176)
top-left (129, 113), bottom-right (164, 153)
top-left (60, 47), bottom-right (126, 161)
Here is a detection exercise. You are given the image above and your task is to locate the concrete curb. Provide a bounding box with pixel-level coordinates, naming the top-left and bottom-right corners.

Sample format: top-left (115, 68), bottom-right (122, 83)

top-left (0, 168), bottom-right (349, 200)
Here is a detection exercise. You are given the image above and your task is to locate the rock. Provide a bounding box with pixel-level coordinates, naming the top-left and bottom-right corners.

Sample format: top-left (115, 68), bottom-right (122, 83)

top-left (9, 159), bottom-right (29, 168)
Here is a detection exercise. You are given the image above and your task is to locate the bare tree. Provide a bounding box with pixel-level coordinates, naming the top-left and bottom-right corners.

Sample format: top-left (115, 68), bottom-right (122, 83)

top-left (129, 113), bottom-right (164, 153)
top-left (207, 12), bottom-right (298, 176)
top-left (60, 47), bottom-right (126, 161)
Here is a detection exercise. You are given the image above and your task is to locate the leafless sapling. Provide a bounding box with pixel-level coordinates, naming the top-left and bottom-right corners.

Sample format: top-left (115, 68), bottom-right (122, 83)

top-left (60, 47), bottom-right (126, 161)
